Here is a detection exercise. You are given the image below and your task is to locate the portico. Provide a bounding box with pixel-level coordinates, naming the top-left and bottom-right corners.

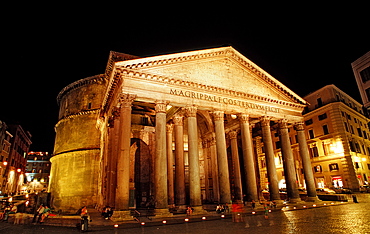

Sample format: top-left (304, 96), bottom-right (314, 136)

top-left (99, 46), bottom-right (319, 214)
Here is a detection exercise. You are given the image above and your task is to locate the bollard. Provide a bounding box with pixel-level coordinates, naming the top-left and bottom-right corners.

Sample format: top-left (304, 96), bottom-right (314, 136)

top-left (352, 195), bottom-right (358, 203)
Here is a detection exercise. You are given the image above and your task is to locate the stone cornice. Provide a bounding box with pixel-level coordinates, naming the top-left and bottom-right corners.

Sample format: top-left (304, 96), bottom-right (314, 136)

top-left (55, 109), bottom-right (100, 129)
top-left (57, 74), bottom-right (105, 105)
top-left (115, 67), bottom-right (306, 110)
top-left (101, 47), bottom-right (307, 115)
top-left (116, 46), bottom-right (307, 105)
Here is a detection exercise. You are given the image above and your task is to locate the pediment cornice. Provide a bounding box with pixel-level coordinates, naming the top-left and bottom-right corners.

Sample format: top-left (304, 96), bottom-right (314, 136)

top-left (115, 67), bottom-right (306, 110)
top-left (115, 46), bottom-right (307, 105)
top-left (102, 46), bottom-right (307, 115)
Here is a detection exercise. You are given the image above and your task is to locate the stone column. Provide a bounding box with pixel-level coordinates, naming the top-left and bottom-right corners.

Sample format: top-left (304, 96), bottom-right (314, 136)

top-left (173, 115), bottom-right (186, 207)
top-left (184, 105), bottom-right (203, 209)
top-left (260, 116), bottom-right (281, 201)
top-left (166, 123), bottom-right (175, 206)
top-left (154, 101), bottom-right (170, 214)
top-left (107, 107), bottom-right (120, 208)
top-left (295, 122), bottom-right (319, 201)
top-left (239, 114), bottom-right (258, 202)
top-left (213, 111), bottom-right (231, 204)
top-left (229, 131), bottom-right (243, 201)
top-left (279, 120), bottom-right (301, 203)
top-left (210, 137), bottom-right (220, 201)
top-left (115, 94), bottom-right (136, 212)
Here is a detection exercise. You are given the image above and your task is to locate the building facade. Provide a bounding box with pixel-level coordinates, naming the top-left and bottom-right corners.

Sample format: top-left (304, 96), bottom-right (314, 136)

top-left (49, 47), bottom-right (318, 216)
top-left (352, 51), bottom-right (370, 111)
top-left (301, 85), bottom-right (369, 191)
top-left (0, 120), bottom-right (12, 195)
top-left (25, 151), bottom-right (51, 193)
top-left (4, 124), bottom-right (32, 195)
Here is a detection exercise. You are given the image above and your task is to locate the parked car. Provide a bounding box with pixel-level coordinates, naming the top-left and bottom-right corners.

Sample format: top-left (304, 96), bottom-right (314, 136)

top-left (316, 188), bottom-right (336, 194)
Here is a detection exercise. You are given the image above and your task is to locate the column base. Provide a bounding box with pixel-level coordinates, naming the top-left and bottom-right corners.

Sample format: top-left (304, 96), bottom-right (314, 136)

top-left (305, 196), bottom-right (321, 202)
top-left (191, 206), bottom-right (207, 215)
top-left (111, 210), bottom-right (133, 222)
top-left (287, 198), bottom-right (303, 204)
top-left (154, 208), bottom-right (173, 217)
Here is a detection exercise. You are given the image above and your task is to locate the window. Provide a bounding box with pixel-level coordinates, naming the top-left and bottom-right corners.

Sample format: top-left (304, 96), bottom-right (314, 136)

top-left (355, 162), bottom-right (360, 169)
top-left (322, 142), bottom-right (334, 155)
top-left (309, 145), bottom-right (319, 158)
top-left (317, 98), bottom-right (323, 107)
top-left (329, 163), bottom-right (339, 171)
top-left (318, 113), bottom-right (327, 120)
top-left (350, 125), bottom-right (354, 134)
top-left (314, 165), bottom-right (322, 173)
top-left (308, 129), bottom-right (315, 139)
top-left (305, 119), bottom-right (313, 126)
top-left (360, 66), bottom-right (370, 83)
top-left (366, 88), bottom-right (370, 102)
top-left (357, 128), bottom-right (363, 137)
top-left (323, 125), bottom-right (329, 135)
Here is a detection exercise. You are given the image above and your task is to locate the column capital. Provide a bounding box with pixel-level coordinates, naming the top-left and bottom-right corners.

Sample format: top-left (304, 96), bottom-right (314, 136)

top-left (155, 101), bottom-right (168, 113)
top-left (172, 115), bottom-right (183, 126)
top-left (108, 107), bottom-right (120, 127)
top-left (228, 131), bottom-right (238, 139)
top-left (118, 93), bottom-right (137, 108)
top-left (278, 119), bottom-right (289, 129)
top-left (184, 105), bottom-right (197, 118)
top-left (294, 122), bottom-right (305, 131)
top-left (213, 110), bottom-right (224, 121)
top-left (166, 123), bottom-right (173, 133)
top-left (259, 116), bottom-right (271, 126)
top-left (238, 113), bottom-right (249, 123)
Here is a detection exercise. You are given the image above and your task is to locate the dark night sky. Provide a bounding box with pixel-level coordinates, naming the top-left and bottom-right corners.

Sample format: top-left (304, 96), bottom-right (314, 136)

top-left (1, 4), bottom-right (369, 153)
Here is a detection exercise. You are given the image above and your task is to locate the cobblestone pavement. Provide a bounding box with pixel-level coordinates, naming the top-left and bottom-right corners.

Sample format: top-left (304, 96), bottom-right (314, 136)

top-left (1, 194), bottom-right (370, 233)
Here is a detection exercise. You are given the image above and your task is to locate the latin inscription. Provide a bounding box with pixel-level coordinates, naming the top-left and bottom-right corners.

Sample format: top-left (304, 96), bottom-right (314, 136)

top-left (170, 89), bottom-right (279, 113)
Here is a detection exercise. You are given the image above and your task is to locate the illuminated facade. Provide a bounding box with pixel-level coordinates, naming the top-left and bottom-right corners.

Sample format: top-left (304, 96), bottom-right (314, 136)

top-left (301, 85), bottom-right (369, 191)
top-left (50, 47), bottom-right (319, 217)
top-left (25, 151), bottom-right (51, 193)
top-left (4, 124), bottom-right (32, 195)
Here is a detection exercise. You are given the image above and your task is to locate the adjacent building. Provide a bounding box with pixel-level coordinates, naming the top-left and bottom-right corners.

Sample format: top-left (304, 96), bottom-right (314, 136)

top-left (0, 121), bottom-right (12, 195)
top-left (25, 151), bottom-right (52, 193)
top-left (303, 85), bottom-right (369, 191)
top-left (4, 124), bottom-right (32, 195)
top-left (352, 51), bottom-right (370, 113)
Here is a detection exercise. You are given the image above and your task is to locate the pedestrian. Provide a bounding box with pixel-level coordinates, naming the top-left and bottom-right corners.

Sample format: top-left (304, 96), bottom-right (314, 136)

top-left (102, 206), bottom-right (113, 219)
top-left (243, 194), bottom-right (247, 206)
top-left (232, 202), bottom-right (243, 222)
top-left (33, 204), bottom-right (44, 223)
top-left (2, 205), bottom-right (11, 221)
top-left (186, 206), bottom-right (193, 216)
top-left (40, 205), bottom-right (50, 223)
top-left (251, 200), bottom-right (256, 210)
top-left (80, 206), bottom-right (90, 232)
top-left (263, 203), bottom-right (269, 219)
top-left (272, 200), bottom-right (277, 209)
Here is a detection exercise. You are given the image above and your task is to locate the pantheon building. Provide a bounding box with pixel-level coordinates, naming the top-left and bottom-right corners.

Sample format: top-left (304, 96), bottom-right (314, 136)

top-left (49, 47), bottom-right (318, 218)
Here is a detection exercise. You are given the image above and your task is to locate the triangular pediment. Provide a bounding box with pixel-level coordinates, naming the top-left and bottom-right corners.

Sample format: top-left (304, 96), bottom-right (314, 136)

top-left (115, 47), bottom-right (306, 105)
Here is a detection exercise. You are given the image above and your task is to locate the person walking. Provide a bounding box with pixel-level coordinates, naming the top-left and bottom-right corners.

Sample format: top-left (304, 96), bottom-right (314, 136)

top-left (40, 205), bottom-right (50, 223)
top-left (32, 204), bottom-right (44, 223)
top-left (80, 206), bottom-right (90, 232)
